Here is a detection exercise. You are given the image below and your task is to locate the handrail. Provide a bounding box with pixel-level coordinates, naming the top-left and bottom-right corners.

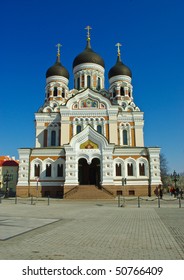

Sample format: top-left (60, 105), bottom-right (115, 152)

top-left (101, 186), bottom-right (115, 197)
top-left (64, 186), bottom-right (79, 198)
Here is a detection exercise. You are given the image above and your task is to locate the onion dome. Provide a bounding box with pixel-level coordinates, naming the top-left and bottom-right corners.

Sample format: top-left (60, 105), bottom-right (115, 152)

top-left (73, 26), bottom-right (104, 68)
top-left (108, 43), bottom-right (132, 79)
top-left (46, 44), bottom-right (69, 79)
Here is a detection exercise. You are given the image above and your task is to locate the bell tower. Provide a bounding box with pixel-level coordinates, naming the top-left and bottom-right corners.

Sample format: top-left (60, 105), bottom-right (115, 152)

top-left (108, 43), bottom-right (133, 106)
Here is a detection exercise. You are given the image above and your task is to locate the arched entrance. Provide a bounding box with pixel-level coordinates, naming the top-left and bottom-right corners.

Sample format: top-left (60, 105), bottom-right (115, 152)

top-left (78, 158), bottom-right (100, 186)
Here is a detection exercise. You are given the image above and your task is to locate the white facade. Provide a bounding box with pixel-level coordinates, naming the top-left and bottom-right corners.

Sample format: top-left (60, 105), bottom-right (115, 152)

top-left (17, 31), bottom-right (161, 198)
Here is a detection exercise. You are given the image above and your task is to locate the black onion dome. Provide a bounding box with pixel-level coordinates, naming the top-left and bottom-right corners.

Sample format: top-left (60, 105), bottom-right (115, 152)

top-left (46, 55), bottom-right (69, 79)
top-left (73, 40), bottom-right (105, 68)
top-left (108, 56), bottom-right (132, 79)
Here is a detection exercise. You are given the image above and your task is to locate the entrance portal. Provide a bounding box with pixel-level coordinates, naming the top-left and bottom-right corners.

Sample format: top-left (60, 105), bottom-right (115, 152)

top-left (78, 158), bottom-right (100, 186)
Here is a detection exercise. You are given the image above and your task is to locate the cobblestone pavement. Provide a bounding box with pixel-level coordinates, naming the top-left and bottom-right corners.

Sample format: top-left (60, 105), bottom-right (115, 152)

top-left (0, 198), bottom-right (184, 260)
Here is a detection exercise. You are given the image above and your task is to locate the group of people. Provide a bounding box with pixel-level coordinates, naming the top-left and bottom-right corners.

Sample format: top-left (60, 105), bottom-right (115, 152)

top-left (154, 185), bottom-right (183, 198)
top-left (169, 186), bottom-right (183, 198)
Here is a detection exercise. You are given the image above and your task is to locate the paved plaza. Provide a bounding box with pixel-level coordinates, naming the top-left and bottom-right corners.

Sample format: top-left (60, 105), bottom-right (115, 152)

top-left (0, 197), bottom-right (184, 260)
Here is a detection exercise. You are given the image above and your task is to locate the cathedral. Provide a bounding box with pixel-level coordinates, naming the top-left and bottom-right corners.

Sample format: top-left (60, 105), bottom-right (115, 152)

top-left (16, 27), bottom-right (161, 199)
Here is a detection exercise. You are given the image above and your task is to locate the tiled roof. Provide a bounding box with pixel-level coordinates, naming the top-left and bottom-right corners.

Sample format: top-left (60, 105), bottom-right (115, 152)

top-left (0, 156), bottom-right (19, 167)
top-left (2, 160), bottom-right (18, 166)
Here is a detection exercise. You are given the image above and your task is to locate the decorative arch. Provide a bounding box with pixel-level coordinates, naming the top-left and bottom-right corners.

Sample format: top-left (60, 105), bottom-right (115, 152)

top-left (69, 125), bottom-right (110, 151)
top-left (55, 158), bottom-right (65, 178)
top-left (113, 158), bottom-right (125, 177)
top-left (125, 158), bottom-right (136, 177)
top-left (137, 157), bottom-right (149, 177)
top-left (64, 125), bottom-right (114, 186)
top-left (119, 123), bottom-right (131, 146)
top-left (30, 158), bottom-right (43, 178)
top-left (43, 158), bottom-right (54, 178)
top-left (43, 106), bottom-right (52, 113)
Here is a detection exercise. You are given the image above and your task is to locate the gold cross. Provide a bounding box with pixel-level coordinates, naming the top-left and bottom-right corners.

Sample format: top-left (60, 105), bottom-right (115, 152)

top-left (115, 42), bottom-right (122, 56)
top-left (56, 43), bottom-right (62, 56)
top-left (85, 25), bottom-right (92, 40)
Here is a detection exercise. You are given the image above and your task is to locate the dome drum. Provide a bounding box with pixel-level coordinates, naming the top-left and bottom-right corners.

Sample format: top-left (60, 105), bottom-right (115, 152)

top-left (46, 75), bottom-right (69, 86)
top-left (73, 63), bottom-right (105, 75)
top-left (109, 74), bottom-right (132, 85)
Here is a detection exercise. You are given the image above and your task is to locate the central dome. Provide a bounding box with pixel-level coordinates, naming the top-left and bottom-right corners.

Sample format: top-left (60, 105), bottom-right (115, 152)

top-left (73, 40), bottom-right (105, 68)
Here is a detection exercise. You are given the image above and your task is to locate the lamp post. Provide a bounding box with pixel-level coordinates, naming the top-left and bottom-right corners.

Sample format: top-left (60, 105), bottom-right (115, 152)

top-left (3, 171), bottom-right (13, 198)
top-left (171, 170), bottom-right (180, 197)
top-left (171, 170), bottom-right (180, 188)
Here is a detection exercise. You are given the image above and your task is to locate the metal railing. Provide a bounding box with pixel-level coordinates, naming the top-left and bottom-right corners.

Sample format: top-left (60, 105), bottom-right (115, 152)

top-left (117, 195), bottom-right (183, 208)
top-left (0, 194), bottom-right (183, 208)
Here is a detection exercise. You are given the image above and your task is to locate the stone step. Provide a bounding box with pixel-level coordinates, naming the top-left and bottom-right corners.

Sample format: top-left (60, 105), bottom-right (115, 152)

top-left (65, 185), bottom-right (114, 199)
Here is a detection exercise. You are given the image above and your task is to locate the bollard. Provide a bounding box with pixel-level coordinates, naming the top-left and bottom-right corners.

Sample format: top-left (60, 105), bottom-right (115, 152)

top-left (138, 196), bottom-right (140, 208)
top-left (158, 196), bottom-right (160, 208)
top-left (31, 196), bottom-right (34, 205)
top-left (0, 196), bottom-right (1, 204)
top-left (118, 195), bottom-right (121, 207)
top-left (15, 196), bottom-right (17, 204)
top-left (48, 195), bottom-right (50, 206)
top-left (179, 197), bottom-right (181, 208)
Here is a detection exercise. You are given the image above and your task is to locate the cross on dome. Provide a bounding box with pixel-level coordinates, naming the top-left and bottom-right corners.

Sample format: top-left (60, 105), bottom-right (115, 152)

top-left (56, 43), bottom-right (62, 56)
top-left (85, 25), bottom-right (92, 41)
top-left (115, 42), bottom-right (122, 57)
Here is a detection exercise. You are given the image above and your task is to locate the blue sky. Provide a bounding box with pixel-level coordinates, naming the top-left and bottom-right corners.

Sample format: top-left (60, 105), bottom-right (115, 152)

top-left (0, 0), bottom-right (183, 173)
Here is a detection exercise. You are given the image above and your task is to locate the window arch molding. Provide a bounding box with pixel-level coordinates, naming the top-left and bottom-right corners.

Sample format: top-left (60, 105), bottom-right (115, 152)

top-left (119, 123), bottom-right (131, 146)
top-left (55, 158), bottom-right (65, 178)
top-left (137, 157), bottom-right (149, 177)
top-left (125, 158), bottom-right (136, 177)
top-left (30, 158), bottom-right (43, 179)
top-left (47, 124), bottom-right (59, 146)
top-left (113, 158), bottom-right (125, 177)
top-left (43, 158), bottom-right (54, 178)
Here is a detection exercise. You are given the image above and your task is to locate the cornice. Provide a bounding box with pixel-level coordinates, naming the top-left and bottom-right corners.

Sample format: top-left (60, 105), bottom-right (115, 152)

top-left (73, 63), bottom-right (104, 74)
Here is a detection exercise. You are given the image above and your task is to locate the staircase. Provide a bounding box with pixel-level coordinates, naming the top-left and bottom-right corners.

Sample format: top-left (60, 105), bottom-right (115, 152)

top-left (64, 185), bottom-right (114, 199)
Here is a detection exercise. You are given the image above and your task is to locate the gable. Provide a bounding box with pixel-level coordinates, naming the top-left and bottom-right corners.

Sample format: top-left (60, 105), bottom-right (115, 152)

top-left (65, 88), bottom-right (113, 110)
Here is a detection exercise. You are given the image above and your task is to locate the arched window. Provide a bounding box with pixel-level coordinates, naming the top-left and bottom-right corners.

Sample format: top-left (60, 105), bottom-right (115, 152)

top-left (76, 125), bottom-right (82, 134)
top-left (51, 130), bottom-right (56, 146)
top-left (87, 75), bottom-right (91, 88)
top-left (139, 163), bottom-right (145, 176)
top-left (34, 164), bottom-right (40, 177)
top-left (77, 77), bottom-right (80, 90)
top-left (62, 88), bottom-right (65, 98)
top-left (116, 164), bottom-right (122, 176)
top-left (46, 164), bottom-right (51, 177)
top-left (123, 130), bottom-right (128, 145)
top-left (57, 164), bottom-right (63, 177)
top-left (120, 87), bottom-right (125, 96)
top-left (97, 125), bottom-right (102, 134)
top-left (97, 77), bottom-right (101, 90)
top-left (54, 87), bottom-right (58, 96)
top-left (81, 75), bottom-right (85, 88)
top-left (127, 163), bottom-right (133, 176)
